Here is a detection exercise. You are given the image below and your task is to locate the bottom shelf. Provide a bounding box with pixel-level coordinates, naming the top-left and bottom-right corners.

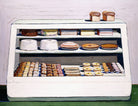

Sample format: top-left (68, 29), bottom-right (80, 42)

top-left (14, 62), bottom-right (125, 77)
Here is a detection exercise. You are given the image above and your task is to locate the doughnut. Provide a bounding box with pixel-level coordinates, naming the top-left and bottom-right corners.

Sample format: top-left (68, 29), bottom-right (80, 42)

top-left (83, 63), bottom-right (91, 67)
top-left (93, 67), bottom-right (102, 72)
top-left (83, 67), bottom-right (91, 71)
top-left (84, 72), bottom-right (93, 76)
top-left (92, 62), bottom-right (100, 67)
top-left (95, 71), bottom-right (104, 76)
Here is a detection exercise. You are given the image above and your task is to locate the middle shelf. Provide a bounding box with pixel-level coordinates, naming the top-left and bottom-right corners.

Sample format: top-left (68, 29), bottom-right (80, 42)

top-left (15, 47), bottom-right (122, 54)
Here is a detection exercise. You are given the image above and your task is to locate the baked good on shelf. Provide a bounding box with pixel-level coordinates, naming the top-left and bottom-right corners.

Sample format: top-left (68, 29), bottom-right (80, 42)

top-left (81, 43), bottom-right (99, 50)
top-left (92, 62), bottom-right (100, 67)
top-left (93, 67), bottom-right (102, 72)
top-left (41, 29), bottom-right (58, 36)
top-left (80, 30), bottom-right (95, 36)
top-left (60, 42), bottom-right (79, 50)
top-left (102, 11), bottom-right (115, 21)
top-left (22, 29), bottom-right (37, 36)
top-left (83, 63), bottom-right (91, 67)
top-left (97, 29), bottom-right (113, 35)
top-left (64, 67), bottom-right (80, 72)
top-left (102, 63), bottom-right (109, 72)
top-left (84, 72), bottom-right (94, 76)
top-left (40, 39), bottom-right (58, 51)
top-left (20, 39), bottom-right (38, 51)
top-left (95, 71), bottom-right (104, 76)
top-left (112, 62), bottom-right (121, 73)
top-left (116, 62), bottom-right (125, 73)
top-left (83, 67), bottom-right (92, 71)
top-left (101, 44), bottom-right (118, 50)
top-left (106, 63), bottom-right (114, 72)
top-left (89, 11), bottom-right (101, 22)
top-left (18, 62), bottom-right (26, 77)
top-left (59, 29), bottom-right (78, 35)
top-left (14, 62), bottom-right (24, 77)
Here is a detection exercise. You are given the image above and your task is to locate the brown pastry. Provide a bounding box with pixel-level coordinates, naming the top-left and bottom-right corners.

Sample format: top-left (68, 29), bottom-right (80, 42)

top-left (82, 43), bottom-right (99, 50)
top-left (101, 44), bottom-right (118, 50)
top-left (106, 63), bottom-right (115, 72)
top-left (17, 62), bottom-right (26, 77)
top-left (89, 11), bottom-right (101, 22)
top-left (102, 11), bottom-right (115, 21)
top-left (60, 42), bottom-right (79, 50)
top-left (22, 29), bottom-right (37, 36)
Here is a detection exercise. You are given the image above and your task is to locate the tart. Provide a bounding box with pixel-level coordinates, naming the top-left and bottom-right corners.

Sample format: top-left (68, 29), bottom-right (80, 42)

top-left (101, 44), bottom-right (118, 50)
top-left (81, 43), bottom-right (99, 50)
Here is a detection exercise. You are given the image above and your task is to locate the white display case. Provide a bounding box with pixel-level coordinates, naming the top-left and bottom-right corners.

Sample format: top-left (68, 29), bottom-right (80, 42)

top-left (7, 19), bottom-right (131, 101)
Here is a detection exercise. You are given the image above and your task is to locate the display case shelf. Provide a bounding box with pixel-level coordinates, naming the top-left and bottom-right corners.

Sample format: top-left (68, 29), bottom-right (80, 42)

top-left (16, 32), bottom-right (121, 39)
top-left (15, 47), bottom-right (122, 54)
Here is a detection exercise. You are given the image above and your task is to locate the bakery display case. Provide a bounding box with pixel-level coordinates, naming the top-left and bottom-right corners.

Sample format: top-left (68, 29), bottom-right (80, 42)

top-left (7, 19), bottom-right (131, 101)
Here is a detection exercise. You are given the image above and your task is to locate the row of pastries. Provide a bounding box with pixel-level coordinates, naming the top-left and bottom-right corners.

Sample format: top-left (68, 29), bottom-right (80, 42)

top-left (14, 62), bottom-right (124, 77)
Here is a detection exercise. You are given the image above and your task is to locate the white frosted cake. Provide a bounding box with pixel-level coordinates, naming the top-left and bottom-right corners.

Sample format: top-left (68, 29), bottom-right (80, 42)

top-left (20, 39), bottom-right (37, 51)
top-left (40, 39), bottom-right (58, 51)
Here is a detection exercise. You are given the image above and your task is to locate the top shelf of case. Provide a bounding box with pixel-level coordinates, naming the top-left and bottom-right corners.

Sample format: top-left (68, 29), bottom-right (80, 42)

top-left (13, 19), bottom-right (125, 25)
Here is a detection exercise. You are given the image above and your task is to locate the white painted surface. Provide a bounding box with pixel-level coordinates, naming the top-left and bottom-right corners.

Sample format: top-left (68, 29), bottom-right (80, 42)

top-left (0, 0), bottom-right (138, 84)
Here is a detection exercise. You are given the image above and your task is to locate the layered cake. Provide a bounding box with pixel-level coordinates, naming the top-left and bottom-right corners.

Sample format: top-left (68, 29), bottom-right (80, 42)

top-left (64, 67), bottom-right (81, 76)
top-left (81, 43), bottom-right (99, 50)
top-left (60, 29), bottom-right (78, 36)
top-left (60, 42), bottom-right (79, 50)
top-left (22, 29), bottom-right (37, 36)
top-left (41, 29), bottom-right (58, 36)
top-left (101, 44), bottom-right (118, 50)
top-left (80, 30), bottom-right (95, 36)
top-left (97, 29), bottom-right (113, 35)
top-left (102, 11), bottom-right (115, 21)
top-left (89, 11), bottom-right (101, 22)
top-left (40, 39), bottom-right (58, 51)
top-left (20, 39), bottom-right (38, 51)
